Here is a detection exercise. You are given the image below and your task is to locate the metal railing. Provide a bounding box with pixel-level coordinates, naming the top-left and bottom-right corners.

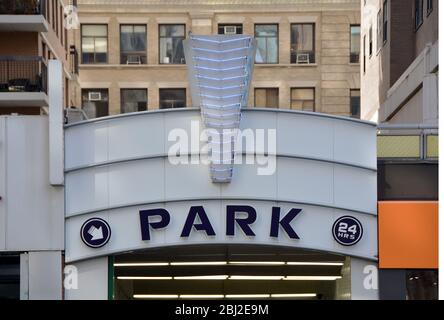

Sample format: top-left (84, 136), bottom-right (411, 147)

top-left (0, 0), bottom-right (46, 16)
top-left (0, 56), bottom-right (47, 94)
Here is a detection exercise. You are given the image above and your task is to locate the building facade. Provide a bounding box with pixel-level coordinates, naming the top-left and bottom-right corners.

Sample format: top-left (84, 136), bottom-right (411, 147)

top-left (0, 0), bottom-right (69, 299)
top-left (69, 0), bottom-right (361, 118)
top-left (361, 0), bottom-right (439, 299)
top-left (0, 0), bottom-right (439, 301)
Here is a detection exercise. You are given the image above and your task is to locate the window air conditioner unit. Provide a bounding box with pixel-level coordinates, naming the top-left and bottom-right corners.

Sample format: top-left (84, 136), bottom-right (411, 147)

top-left (224, 26), bottom-right (237, 35)
top-left (88, 91), bottom-right (102, 101)
top-left (127, 55), bottom-right (141, 64)
top-left (296, 53), bottom-right (310, 64)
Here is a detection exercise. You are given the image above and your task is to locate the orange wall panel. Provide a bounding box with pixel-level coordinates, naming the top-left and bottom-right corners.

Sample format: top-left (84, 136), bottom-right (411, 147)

top-left (378, 201), bottom-right (438, 269)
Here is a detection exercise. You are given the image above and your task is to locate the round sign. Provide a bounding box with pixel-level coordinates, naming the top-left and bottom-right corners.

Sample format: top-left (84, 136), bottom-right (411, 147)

top-left (80, 218), bottom-right (111, 248)
top-left (332, 216), bottom-right (363, 246)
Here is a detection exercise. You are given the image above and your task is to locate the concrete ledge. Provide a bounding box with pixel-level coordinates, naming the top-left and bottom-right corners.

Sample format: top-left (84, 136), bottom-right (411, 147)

top-left (0, 15), bottom-right (48, 32)
top-left (0, 92), bottom-right (49, 107)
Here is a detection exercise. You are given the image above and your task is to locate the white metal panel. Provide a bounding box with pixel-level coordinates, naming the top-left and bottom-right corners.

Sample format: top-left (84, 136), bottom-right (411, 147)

top-left (48, 60), bottom-right (64, 185)
top-left (108, 158), bottom-right (165, 208)
top-left (5, 117), bottom-right (64, 250)
top-left (277, 158), bottom-right (334, 206)
top-left (221, 155), bottom-right (277, 200)
top-left (334, 121), bottom-right (377, 170)
top-left (65, 166), bottom-right (109, 215)
top-left (28, 251), bottom-right (62, 300)
top-left (334, 166), bottom-right (377, 214)
top-left (64, 121), bottom-right (109, 169)
top-left (65, 156), bottom-right (375, 217)
top-left (276, 112), bottom-right (334, 160)
top-left (108, 113), bottom-right (165, 161)
top-left (351, 258), bottom-right (379, 300)
top-left (64, 257), bottom-right (109, 300)
top-left (164, 160), bottom-right (220, 200)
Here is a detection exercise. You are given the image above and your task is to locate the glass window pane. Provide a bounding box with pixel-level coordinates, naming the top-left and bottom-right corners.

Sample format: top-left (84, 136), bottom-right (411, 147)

top-left (255, 24), bottom-right (277, 36)
top-left (95, 38), bottom-right (107, 53)
top-left (172, 37), bottom-right (185, 63)
top-left (160, 24), bottom-right (184, 37)
top-left (121, 89), bottom-right (147, 113)
top-left (159, 25), bottom-right (168, 37)
top-left (160, 37), bottom-right (172, 63)
top-left (82, 25), bottom-right (107, 36)
top-left (255, 38), bottom-right (267, 63)
top-left (121, 25), bottom-right (146, 53)
top-left (350, 25), bottom-right (361, 63)
top-left (134, 25), bottom-right (146, 33)
top-left (267, 37), bottom-right (278, 63)
top-left (170, 24), bottom-right (185, 37)
top-left (82, 37), bottom-right (94, 53)
top-left (255, 24), bottom-right (278, 64)
top-left (121, 25), bottom-right (133, 33)
top-left (159, 89), bottom-right (186, 109)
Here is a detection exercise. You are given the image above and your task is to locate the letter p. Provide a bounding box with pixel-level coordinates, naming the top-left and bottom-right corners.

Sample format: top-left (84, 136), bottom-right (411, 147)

top-left (139, 209), bottom-right (170, 240)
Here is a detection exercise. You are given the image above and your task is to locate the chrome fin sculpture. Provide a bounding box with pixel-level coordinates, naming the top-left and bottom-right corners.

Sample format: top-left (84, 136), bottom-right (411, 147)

top-left (183, 33), bottom-right (257, 183)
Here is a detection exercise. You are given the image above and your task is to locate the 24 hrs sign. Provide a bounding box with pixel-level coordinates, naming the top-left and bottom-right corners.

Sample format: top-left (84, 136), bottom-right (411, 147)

top-left (332, 216), bottom-right (363, 246)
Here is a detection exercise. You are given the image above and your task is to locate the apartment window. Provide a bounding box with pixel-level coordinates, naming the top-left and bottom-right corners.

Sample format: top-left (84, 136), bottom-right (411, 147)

top-left (369, 26), bottom-right (373, 57)
top-left (218, 24), bottom-right (243, 35)
top-left (159, 89), bottom-right (186, 109)
top-left (427, 0), bottom-right (433, 15)
top-left (254, 88), bottom-right (279, 108)
top-left (350, 89), bottom-right (361, 119)
top-left (350, 25), bottom-right (360, 63)
top-left (363, 35), bottom-right (366, 73)
top-left (290, 23), bottom-right (315, 64)
top-left (290, 88), bottom-right (315, 112)
top-left (383, 0), bottom-right (388, 43)
top-left (121, 89), bottom-right (148, 113)
top-left (82, 89), bottom-right (109, 119)
top-left (377, 10), bottom-right (382, 50)
top-left (255, 24), bottom-right (278, 64)
top-left (120, 25), bottom-right (147, 64)
top-left (159, 24), bottom-right (185, 64)
top-left (415, 0), bottom-right (424, 30)
top-left (81, 25), bottom-right (108, 64)
top-left (52, 0), bottom-right (55, 30)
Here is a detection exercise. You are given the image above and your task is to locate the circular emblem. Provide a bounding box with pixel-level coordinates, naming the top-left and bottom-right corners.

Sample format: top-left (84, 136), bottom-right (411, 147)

top-left (332, 216), bottom-right (363, 246)
top-left (80, 218), bottom-right (111, 248)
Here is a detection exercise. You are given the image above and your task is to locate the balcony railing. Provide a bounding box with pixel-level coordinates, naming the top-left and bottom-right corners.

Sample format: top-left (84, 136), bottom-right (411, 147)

top-left (0, 56), bottom-right (47, 94)
top-left (0, 0), bottom-right (46, 16)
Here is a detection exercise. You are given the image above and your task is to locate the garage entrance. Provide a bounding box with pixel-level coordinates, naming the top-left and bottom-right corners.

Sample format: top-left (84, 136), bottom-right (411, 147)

top-left (112, 245), bottom-right (349, 300)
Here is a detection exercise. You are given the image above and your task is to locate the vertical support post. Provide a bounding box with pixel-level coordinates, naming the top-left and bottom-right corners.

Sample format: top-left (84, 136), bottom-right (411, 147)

top-left (20, 253), bottom-right (29, 300)
top-left (48, 60), bottom-right (64, 185)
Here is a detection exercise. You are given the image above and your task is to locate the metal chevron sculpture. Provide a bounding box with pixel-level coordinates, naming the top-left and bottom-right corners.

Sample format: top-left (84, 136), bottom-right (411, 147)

top-left (183, 33), bottom-right (257, 183)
